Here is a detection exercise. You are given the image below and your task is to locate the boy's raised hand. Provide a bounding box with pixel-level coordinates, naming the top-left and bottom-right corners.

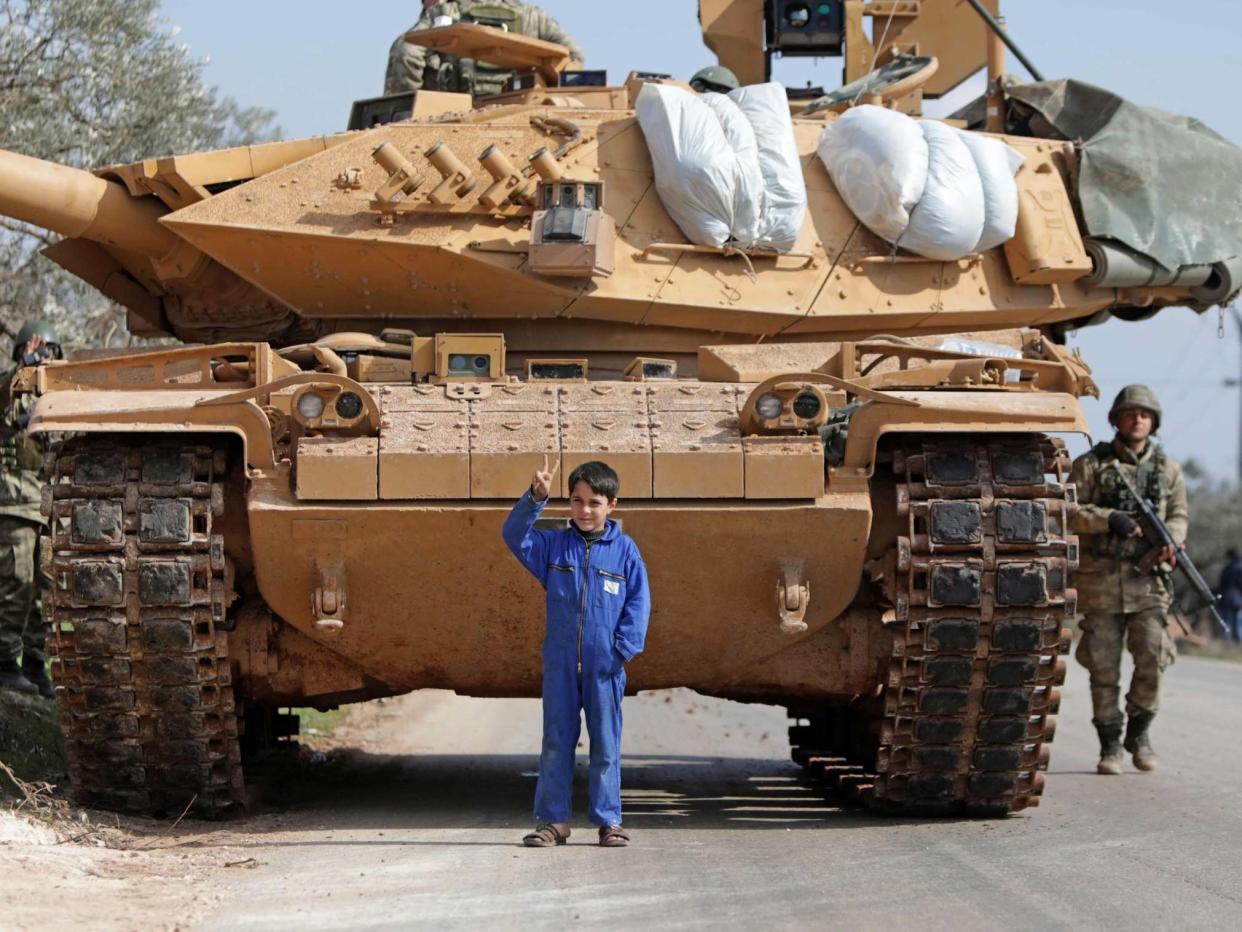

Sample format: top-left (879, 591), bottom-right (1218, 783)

top-left (531, 454), bottom-right (558, 501)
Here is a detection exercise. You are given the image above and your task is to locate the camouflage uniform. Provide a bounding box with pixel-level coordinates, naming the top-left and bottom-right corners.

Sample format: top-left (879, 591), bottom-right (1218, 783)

top-left (384, 1), bottom-right (584, 98)
top-left (0, 369), bottom-right (48, 670)
top-left (1071, 439), bottom-right (1186, 726)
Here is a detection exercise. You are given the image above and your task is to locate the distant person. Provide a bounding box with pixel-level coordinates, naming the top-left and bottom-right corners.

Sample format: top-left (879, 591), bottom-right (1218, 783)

top-left (502, 458), bottom-right (650, 847)
top-left (384, 1), bottom-right (584, 99)
top-left (1218, 547), bottom-right (1242, 642)
top-left (1072, 385), bottom-right (1188, 775)
top-left (0, 321), bottom-right (60, 698)
top-left (689, 65), bottom-right (740, 94)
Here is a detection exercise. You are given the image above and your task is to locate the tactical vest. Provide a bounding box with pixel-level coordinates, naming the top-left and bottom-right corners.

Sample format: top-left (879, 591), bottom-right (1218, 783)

top-left (435, 3), bottom-right (526, 96)
top-left (0, 379), bottom-right (41, 474)
top-left (1090, 440), bottom-right (1167, 559)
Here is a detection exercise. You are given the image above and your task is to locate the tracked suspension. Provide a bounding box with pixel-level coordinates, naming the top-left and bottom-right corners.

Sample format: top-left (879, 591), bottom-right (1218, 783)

top-left (43, 437), bottom-right (244, 816)
top-left (792, 435), bottom-right (1076, 815)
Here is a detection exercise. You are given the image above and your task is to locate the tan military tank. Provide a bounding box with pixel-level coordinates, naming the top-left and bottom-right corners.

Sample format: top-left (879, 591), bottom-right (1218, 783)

top-left (3, 0), bottom-right (1238, 818)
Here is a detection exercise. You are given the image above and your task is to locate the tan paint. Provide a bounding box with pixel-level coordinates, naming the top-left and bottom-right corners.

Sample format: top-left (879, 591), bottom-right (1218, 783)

top-left (843, 0), bottom-right (999, 98)
top-left (699, 0), bottom-right (767, 86)
top-left (838, 390), bottom-right (1090, 472)
top-left (246, 475), bottom-right (874, 697)
top-left (3, 7), bottom-right (1201, 730)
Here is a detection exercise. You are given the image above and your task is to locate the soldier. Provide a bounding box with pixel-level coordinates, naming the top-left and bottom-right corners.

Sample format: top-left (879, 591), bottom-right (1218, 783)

top-left (689, 65), bottom-right (740, 94)
top-left (0, 320), bottom-right (59, 698)
top-left (384, 1), bottom-right (584, 99)
top-left (1071, 385), bottom-right (1187, 775)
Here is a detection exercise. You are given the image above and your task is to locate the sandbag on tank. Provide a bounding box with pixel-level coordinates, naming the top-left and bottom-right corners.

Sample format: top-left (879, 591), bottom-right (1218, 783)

top-left (635, 82), bottom-right (808, 252)
top-left (901, 120), bottom-right (985, 261)
top-left (817, 105), bottom-right (1024, 260)
top-left (698, 93), bottom-right (765, 244)
top-left (731, 83), bottom-right (808, 251)
top-left (635, 84), bottom-right (763, 247)
top-left (816, 105), bottom-right (929, 244)
top-left (958, 131), bottom-right (1026, 251)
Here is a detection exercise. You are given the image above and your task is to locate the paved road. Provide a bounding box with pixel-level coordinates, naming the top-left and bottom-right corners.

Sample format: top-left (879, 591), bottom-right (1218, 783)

top-left (164, 656), bottom-right (1242, 930)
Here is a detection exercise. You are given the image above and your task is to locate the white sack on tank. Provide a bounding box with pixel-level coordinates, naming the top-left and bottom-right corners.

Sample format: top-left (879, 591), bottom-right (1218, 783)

top-left (900, 120), bottom-right (986, 261)
top-left (816, 105), bottom-right (928, 244)
top-left (730, 82), bottom-right (808, 251)
top-left (699, 92), bottom-right (765, 243)
top-left (956, 131), bottom-right (1025, 251)
top-left (635, 82), bottom-right (808, 252)
top-left (635, 83), bottom-right (763, 247)
top-left (816, 106), bottom-right (1024, 260)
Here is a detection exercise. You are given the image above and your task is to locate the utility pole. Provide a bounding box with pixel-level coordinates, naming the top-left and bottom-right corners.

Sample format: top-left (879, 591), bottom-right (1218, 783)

top-left (1226, 305), bottom-right (1242, 484)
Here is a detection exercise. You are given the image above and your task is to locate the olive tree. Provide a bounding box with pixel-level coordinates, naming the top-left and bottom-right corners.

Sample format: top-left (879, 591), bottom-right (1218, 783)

top-left (0, 0), bottom-right (279, 354)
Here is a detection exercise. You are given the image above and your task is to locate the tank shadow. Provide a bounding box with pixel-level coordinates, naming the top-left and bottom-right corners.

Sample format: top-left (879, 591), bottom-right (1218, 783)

top-left (155, 747), bottom-right (994, 838)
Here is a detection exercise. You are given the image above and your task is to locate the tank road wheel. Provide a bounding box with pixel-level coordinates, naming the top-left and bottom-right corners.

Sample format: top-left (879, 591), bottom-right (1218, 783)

top-left (43, 436), bottom-right (245, 818)
top-left (791, 435), bottom-right (1075, 816)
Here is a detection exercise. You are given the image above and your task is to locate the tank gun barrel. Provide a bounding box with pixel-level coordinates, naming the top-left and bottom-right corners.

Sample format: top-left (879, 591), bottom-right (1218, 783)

top-left (0, 148), bottom-right (181, 259)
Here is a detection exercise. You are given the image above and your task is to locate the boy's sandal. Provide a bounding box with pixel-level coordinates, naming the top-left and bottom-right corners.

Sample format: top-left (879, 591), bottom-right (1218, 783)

top-left (523, 823), bottom-right (570, 847)
top-left (598, 825), bottom-right (630, 847)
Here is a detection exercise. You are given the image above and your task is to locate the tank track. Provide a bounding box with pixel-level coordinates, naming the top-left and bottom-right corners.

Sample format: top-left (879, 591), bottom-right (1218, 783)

top-left (791, 435), bottom-right (1076, 815)
top-left (43, 436), bottom-right (244, 817)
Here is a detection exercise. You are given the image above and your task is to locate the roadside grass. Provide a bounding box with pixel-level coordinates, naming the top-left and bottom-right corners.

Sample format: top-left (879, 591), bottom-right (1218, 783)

top-left (1179, 640), bottom-right (1242, 663)
top-left (292, 706), bottom-right (343, 738)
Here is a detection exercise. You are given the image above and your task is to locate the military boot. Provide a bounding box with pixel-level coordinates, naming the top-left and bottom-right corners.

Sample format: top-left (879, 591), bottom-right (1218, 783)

top-left (1094, 719), bottom-right (1125, 775)
top-left (20, 658), bottom-right (54, 700)
top-left (0, 658), bottom-right (37, 695)
top-left (1124, 711), bottom-right (1159, 772)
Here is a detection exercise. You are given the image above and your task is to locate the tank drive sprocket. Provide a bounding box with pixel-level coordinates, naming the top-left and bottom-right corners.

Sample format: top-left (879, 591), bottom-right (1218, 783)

top-left (790, 434), bottom-right (1075, 815)
top-left (43, 436), bottom-right (244, 817)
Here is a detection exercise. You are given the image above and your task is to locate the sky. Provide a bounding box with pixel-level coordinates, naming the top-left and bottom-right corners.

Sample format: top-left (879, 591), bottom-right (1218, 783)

top-left (159, 0), bottom-right (1242, 480)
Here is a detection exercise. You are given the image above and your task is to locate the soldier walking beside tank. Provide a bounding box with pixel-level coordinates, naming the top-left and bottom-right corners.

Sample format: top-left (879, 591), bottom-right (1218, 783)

top-left (0, 321), bottom-right (60, 698)
top-left (1071, 385), bottom-right (1187, 775)
top-left (384, 1), bottom-right (584, 98)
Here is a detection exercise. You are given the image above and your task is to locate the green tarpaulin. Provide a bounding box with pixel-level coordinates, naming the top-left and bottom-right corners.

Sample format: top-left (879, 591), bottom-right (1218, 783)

top-left (1006, 79), bottom-right (1242, 272)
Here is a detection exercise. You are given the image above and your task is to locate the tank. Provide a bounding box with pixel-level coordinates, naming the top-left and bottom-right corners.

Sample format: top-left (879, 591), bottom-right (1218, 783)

top-left (4, 1), bottom-right (1237, 818)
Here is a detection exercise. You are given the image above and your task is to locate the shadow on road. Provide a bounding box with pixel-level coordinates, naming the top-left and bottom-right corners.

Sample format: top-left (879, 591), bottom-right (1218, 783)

top-left (139, 747), bottom-right (986, 843)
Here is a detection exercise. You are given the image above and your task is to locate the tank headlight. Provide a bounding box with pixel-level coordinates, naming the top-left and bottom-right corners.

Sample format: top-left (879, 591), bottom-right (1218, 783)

top-left (793, 391), bottom-right (822, 420)
top-left (755, 392), bottom-right (784, 420)
top-left (335, 392), bottom-right (364, 420)
top-left (297, 392), bottom-right (326, 420)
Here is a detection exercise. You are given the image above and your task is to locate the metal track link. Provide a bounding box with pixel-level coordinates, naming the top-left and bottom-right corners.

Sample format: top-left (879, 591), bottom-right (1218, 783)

top-left (792, 435), bottom-right (1076, 815)
top-left (42, 436), bottom-right (244, 817)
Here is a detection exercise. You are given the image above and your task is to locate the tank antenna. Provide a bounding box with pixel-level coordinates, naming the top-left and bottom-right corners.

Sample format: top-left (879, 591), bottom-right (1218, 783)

top-left (963, 0), bottom-right (1044, 81)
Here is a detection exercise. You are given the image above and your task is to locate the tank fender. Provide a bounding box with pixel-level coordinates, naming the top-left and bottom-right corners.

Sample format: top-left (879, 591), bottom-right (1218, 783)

top-left (839, 391), bottom-right (1088, 473)
top-left (26, 390), bottom-right (276, 469)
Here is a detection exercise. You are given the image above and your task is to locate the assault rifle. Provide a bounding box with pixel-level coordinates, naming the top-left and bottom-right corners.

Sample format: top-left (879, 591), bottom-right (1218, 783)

top-left (1107, 462), bottom-right (1227, 635)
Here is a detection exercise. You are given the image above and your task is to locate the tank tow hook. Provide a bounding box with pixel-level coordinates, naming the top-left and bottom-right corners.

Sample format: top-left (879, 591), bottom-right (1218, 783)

top-left (312, 564), bottom-right (347, 634)
top-left (777, 566), bottom-right (810, 635)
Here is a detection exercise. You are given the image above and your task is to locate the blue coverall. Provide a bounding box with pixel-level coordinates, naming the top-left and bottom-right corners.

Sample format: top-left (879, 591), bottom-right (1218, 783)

top-left (502, 490), bottom-right (651, 828)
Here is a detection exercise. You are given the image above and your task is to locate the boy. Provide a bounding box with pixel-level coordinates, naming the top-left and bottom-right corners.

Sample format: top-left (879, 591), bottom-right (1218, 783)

top-left (502, 458), bottom-right (651, 847)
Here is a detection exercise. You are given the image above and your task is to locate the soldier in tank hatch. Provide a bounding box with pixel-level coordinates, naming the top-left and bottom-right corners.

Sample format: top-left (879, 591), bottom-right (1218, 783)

top-left (503, 458), bottom-right (650, 847)
top-left (0, 321), bottom-right (60, 698)
top-left (688, 65), bottom-right (740, 94)
top-left (384, 1), bottom-right (584, 98)
top-left (1071, 385), bottom-right (1187, 775)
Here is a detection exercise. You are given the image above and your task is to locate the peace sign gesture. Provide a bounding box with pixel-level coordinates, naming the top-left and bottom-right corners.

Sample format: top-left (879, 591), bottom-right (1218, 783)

top-left (531, 454), bottom-right (559, 501)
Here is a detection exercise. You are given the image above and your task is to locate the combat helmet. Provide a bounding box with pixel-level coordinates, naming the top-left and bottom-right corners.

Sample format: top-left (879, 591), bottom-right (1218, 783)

top-left (1108, 384), bottom-right (1162, 431)
top-left (11, 319), bottom-right (60, 362)
top-left (690, 65), bottom-right (740, 94)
